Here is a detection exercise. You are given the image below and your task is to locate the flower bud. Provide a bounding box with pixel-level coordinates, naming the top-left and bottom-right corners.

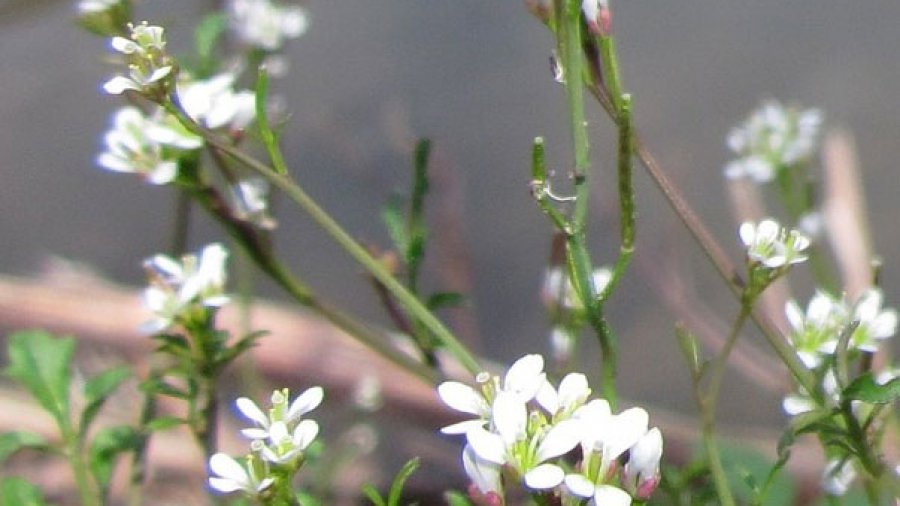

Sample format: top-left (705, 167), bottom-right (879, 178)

top-left (582, 0), bottom-right (611, 36)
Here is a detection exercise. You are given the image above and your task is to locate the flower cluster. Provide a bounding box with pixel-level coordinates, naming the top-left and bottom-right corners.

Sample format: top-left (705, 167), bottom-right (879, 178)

top-left (723, 100), bottom-right (823, 182)
top-left (209, 387), bottom-right (323, 497)
top-left (785, 289), bottom-right (898, 368)
top-left (103, 22), bottom-right (174, 96)
top-left (141, 243), bottom-right (231, 333)
top-left (178, 73), bottom-right (256, 132)
top-left (97, 106), bottom-right (202, 184)
top-left (739, 218), bottom-right (810, 270)
top-left (438, 354), bottom-right (662, 505)
top-left (228, 0), bottom-right (309, 51)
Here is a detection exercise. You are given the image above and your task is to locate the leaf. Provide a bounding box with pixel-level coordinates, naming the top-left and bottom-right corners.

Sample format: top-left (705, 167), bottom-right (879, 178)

top-left (0, 431), bottom-right (49, 464)
top-left (80, 366), bottom-right (131, 434)
top-left (212, 330), bottom-right (267, 369)
top-left (3, 330), bottom-right (73, 425)
top-left (843, 373), bottom-right (900, 404)
top-left (443, 490), bottom-right (474, 506)
top-left (140, 377), bottom-right (189, 399)
top-left (361, 485), bottom-right (386, 506)
top-left (89, 425), bottom-right (141, 491)
top-left (0, 477), bottom-right (48, 506)
top-left (426, 292), bottom-right (466, 311)
top-left (718, 442), bottom-right (794, 506)
top-left (387, 457), bottom-right (420, 506)
top-left (146, 416), bottom-right (187, 431)
top-left (382, 196), bottom-right (409, 254)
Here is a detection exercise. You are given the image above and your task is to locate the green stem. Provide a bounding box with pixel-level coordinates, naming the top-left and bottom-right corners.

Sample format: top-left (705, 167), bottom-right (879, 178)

top-left (599, 94), bottom-right (634, 302)
top-left (61, 421), bottom-right (102, 506)
top-left (164, 101), bottom-right (477, 377)
top-left (695, 304), bottom-right (751, 506)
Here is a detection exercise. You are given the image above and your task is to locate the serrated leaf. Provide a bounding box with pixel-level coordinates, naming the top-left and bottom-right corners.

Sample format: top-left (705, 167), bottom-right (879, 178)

top-left (843, 373), bottom-right (900, 404)
top-left (0, 431), bottom-right (49, 464)
top-left (80, 366), bottom-right (131, 434)
top-left (89, 425), bottom-right (141, 491)
top-left (0, 477), bottom-right (48, 506)
top-left (426, 291), bottom-right (466, 310)
top-left (382, 197), bottom-right (409, 254)
top-left (3, 331), bottom-right (73, 425)
top-left (387, 457), bottom-right (420, 506)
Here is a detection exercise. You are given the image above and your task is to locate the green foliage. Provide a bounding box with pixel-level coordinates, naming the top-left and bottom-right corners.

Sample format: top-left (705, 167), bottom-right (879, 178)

top-left (194, 12), bottom-right (228, 75)
top-left (718, 443), bottom-right (795, 506)
top-left (362, 458), bottom-right (420, 506)
top-left (0, 477), bottom-right (49, 506)
top-left (443, 490), bottom-right (474, 506)
top-left (842, 373), bottom-right (900, 404)
top-left (0, 431), bottom-right (49, 464)
top-left (89, 425), bottom-right (142, 493)
top-left (3, 330), bottom-right (74, 426)
top-left (80, 365), bottom-right (131, 438)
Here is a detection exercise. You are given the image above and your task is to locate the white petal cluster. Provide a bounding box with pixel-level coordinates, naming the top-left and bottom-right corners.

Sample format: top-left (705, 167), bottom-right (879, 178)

top-left (438, 355), bottom-right (662, 504)
top-left (739, 219), bottom-right (809, 269)
top-left (208, 453), bottom-right (273, 495)
top-left (141, 243), bottom-right (231, 333)
top-left (103, 22), bottom-right (174, 95)
top-left (822, 459), bottom-right (856, 497)
top-left (230, 178), bottom-right (278, 229)
top-left (97, 106), bottom-right (202, 184)
top-left (177, 73), bottom-right (256, 131)
top-left (785, 288), bottom-right (898, 368)
top-left (724, 100), bottom-right (823, 183)
top-left (228, 0), bottom-right (309, 51)
top-left (209, 387), bottom-right (323, 497)
top-left (77, 0), bottom-right (120, 14)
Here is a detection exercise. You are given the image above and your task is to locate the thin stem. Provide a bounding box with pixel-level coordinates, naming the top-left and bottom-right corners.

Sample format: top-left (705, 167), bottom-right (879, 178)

top-left (695, 305), bottom-right (752, 506)
top-left (61, 419), bottom-right (102, 506)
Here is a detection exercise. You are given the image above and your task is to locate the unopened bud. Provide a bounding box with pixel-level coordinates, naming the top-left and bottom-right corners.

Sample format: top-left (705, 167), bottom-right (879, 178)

top-left (582, 0), bottom-right (612, 36)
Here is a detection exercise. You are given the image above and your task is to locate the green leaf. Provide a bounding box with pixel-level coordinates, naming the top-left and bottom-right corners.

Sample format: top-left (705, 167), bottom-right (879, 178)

top-left (443, 490), bottom-right (474, 506)
top-left (212, 330), bottom-right (267, 369)
top-left (140, 377), bottom-right (189, 399)
top-left (80, 366), bottom-right (131, 434)
top-left (89, 426), bottom-right (141, 491)
top-left (0, 477), bottom-right (48, 506)
top-left (718, 443), bottom-right (794, 506)
top-left (194, 13), bottom-right (228, 63)
top-left (387, 457), bottom-right (420, 506)
top-left (426, 292), bottom-right (466, 311)
top-left (146, 416), bottom-right (187, 431)
top-left (3, 330), bottom-right (74, 425)
top-left (382, 197), bottom-right (409, 254)
top-left (843, 373), bottom-right (900, 404)
top-left (361, 485), bottom-right (386, 506)
top-left (0, 431), bottom-right (49, 464)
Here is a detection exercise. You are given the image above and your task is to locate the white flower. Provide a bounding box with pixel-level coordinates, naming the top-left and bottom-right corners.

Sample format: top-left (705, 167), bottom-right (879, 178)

top-left (848, 288), bottom-right (898, 352)
top-left (623, 428), bottom-right (663, 499)
top-left (564, 477), bottom-right (633, 506)
top-left (822, 459), bottom-right (856, 496)
top-left (255, 419), bottom-right (319, 465)
top-left (230, 178), bottom-right (277, 229)
top-left (237, 387), bottom-right (324, 440)
top-left (785, 291), bottom-right (847, 368)
top-left (178, 74), bottom-right (256, 130)
top-left (141, 243), bottom-right (231, 333)
top-left (77, 0), bottom-right (120, 13)
top-left (462, 443), bottom-right (503, 498)
top-left (103, 22), bottom-right (173, 95)
top-left (783, 370), bottom-right (839, 416)
top-left (466, 391), bottom-right (580, 491)
top-left (438, 354), bottom-right (547, 435)
top-left (535, 372), bottom-right (591, 418)
top-left (229, 0), bottom-right (309, 51)
top-left (724, 100), bottom-right (822, 182)
top-left (739, 219), bottom-right (809, 268)
top-left (208, 453), bottom-right (274, 495)
top-left (96, 107), bottom-right (202, 184)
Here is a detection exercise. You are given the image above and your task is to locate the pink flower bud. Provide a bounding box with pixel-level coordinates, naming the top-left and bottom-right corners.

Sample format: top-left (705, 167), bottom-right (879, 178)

top-left (582, 0), bottom-right (612, 36)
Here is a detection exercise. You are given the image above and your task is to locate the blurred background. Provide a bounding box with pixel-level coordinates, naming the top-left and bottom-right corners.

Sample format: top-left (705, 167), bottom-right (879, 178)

top-left (2, 0), bottom-right (900, 502)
